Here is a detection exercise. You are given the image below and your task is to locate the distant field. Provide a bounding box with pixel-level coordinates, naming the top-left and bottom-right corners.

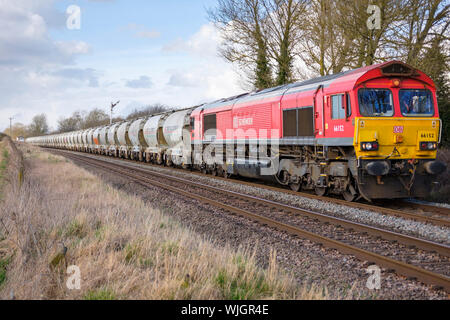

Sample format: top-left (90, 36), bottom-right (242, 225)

top-left (0, 140), bottom-right (326, 300)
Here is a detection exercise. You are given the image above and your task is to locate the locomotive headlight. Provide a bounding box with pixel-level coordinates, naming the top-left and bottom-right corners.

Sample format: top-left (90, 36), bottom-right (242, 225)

top-left (391, 78), bottom-right (401, 87)
top-left (361, 141), bottom-right (379, 151)
top-left (420, 142), bottom-right (437, 151)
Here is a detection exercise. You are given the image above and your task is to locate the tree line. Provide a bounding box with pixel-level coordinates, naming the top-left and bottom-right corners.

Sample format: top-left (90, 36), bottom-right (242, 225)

top-left (4, 104), bottom-right (170, 139)
top-left (208, 0), bottom-right (449, 145)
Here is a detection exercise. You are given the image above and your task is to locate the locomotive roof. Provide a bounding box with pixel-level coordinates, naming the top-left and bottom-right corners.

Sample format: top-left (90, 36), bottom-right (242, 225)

top-left (196, 60), bottom-right (431, 114)
top-left (199, 63), bottom-right (373, 112)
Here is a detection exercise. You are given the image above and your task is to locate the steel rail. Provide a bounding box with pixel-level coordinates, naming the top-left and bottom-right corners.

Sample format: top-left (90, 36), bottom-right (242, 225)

top-left (56, 151), bottom-right (450, 292)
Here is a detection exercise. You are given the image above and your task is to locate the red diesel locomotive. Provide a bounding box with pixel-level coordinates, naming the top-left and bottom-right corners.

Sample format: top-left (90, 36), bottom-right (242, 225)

top-left (190, 60), bottom-right (446, 201)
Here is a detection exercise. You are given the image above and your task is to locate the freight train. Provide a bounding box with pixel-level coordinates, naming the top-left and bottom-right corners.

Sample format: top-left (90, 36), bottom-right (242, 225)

top-left (27, 61), bottom-right (447, 201)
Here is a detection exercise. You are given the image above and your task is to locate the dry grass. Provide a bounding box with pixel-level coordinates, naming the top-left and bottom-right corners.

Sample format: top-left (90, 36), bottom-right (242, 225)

top-left (426, 148), bottom-right (450, 204)
top-left (0, 143), bottom-right (328, 300)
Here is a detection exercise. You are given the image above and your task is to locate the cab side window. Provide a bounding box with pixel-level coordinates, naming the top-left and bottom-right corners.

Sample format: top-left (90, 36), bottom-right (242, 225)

top-left (331, 94), bottom-right (346, 119)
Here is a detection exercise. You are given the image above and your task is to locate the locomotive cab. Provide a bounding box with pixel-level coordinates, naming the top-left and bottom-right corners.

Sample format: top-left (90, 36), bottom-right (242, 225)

top-left (352, 62), bottom-right (446, 200)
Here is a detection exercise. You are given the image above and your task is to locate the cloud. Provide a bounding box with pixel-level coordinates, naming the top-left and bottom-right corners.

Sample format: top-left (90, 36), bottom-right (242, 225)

top-left (52, 68), bottom-right (101, 87)
top-left (125, 76), bottom-right (153, 89)
top-left (125, 23), bottom-right (160, 39)
top-left (168, 73), bottom-right (198, 87)
top-left (162, 23), bottom-right (220, 57)
top-left (0, 1), bottom-right (94, 130)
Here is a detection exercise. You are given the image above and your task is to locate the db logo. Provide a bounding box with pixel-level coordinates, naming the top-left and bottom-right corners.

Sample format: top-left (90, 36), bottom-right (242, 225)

top-left (393, 126), bottom-right (404, 133)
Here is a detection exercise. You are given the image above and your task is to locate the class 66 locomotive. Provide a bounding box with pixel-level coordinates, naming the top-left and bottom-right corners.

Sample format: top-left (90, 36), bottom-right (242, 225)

top-left (26, 61), bottom-right (447, 202)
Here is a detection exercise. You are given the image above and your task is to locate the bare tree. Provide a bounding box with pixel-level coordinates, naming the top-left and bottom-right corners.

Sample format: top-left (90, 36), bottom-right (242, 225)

top-left (388, 0), bottom-right (449, 66)
top-left (209, 0), bottom-right (274, 89)
top-left (264, 0), bottom-right (307, 84)
top-left (3, 123), bottom-right (28, 139)
top-left (27, 114), bottom-right (49, 136)
top-left (57, 111), bottom-right (83, 133)
top-left (81, 108), bottom-right (109, 129)
top-left (126, 104), bottom-right (171, 120)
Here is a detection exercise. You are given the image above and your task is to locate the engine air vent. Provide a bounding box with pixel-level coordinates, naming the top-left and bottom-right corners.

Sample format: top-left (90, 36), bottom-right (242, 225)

top-left (381, 62), bottom-right (416, 76)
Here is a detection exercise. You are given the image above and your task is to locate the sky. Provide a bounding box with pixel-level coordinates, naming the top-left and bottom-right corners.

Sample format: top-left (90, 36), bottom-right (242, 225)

top-left (0, 0), bottom-right (244, 131)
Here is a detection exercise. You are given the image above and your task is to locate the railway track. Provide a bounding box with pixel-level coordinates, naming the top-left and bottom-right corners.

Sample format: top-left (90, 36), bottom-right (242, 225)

top-left (51, 149), bottom-right (450, 293)
top-left (47, 148), bottom-right (450, 228)
top-left (397, 200), bottom-right (450, 218)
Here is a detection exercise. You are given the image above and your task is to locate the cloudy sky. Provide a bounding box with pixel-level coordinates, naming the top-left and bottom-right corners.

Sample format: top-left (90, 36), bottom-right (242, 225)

top-left (0, 0), bottom-right (243, 131)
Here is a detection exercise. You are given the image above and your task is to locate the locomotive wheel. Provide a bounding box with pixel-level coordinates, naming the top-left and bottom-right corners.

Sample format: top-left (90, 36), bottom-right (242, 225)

top-left (314, 187), bottom-right (327, 196)
top-left (343, 190), bottom-right (356, 202)
top-left (289, 183), bottom-right (301, 192)
top-left (212, 169), bottom-right (218, 176)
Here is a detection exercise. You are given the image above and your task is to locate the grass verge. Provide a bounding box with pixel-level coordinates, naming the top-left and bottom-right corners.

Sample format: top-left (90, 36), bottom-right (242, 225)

top-left (0, 144), bottom-right (329, 300)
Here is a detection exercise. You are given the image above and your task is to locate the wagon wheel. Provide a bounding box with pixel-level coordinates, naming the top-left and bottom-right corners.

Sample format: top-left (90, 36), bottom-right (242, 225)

top-left (314, 187), bottom-right (327, 197)
top-left (156, 154), bottom-right (163, 165)
top-left (289, 183), bottom-right (301, 192)
top-left (222, 169), bottom-right (230, 179)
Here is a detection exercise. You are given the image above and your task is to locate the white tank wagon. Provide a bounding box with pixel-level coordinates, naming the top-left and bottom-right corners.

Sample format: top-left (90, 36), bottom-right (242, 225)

top-left (128, 118), bottom-right (149, 161)
top-left (83, 128), bottom-right (95, 152)
top-left (81, 129), bottom-right (90, 152)
top-left (68, 132), bottom-right (76, 150)
top-left (70, 132), bottom-right (76, 150)
top-left (107, 122), bottom-right (122, 156)
top-left (68, 132), bottom-right (74, 149)
top-left (143, 114), bottom-right (170, 164)
top-left (92, 127), bottom-right (103, 154)
top-left (117, 121), bottom-right (133, 158)
top-left (87, 128), bottom-right (96, 153)
top-left (75, 131), bottom-right (83, 151)
top-left (53, 135), bottom-right (58, 148)
top-left (57, 135), bottom-right (63, 148)
top-left (65, 134), bottom-right (70, 148)
top-left (98, 126), bottom-right (110, 155)
top-left (162, 109), bottom-right (193, 167)
top-left (63, 133), bottom-right (69, 149)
